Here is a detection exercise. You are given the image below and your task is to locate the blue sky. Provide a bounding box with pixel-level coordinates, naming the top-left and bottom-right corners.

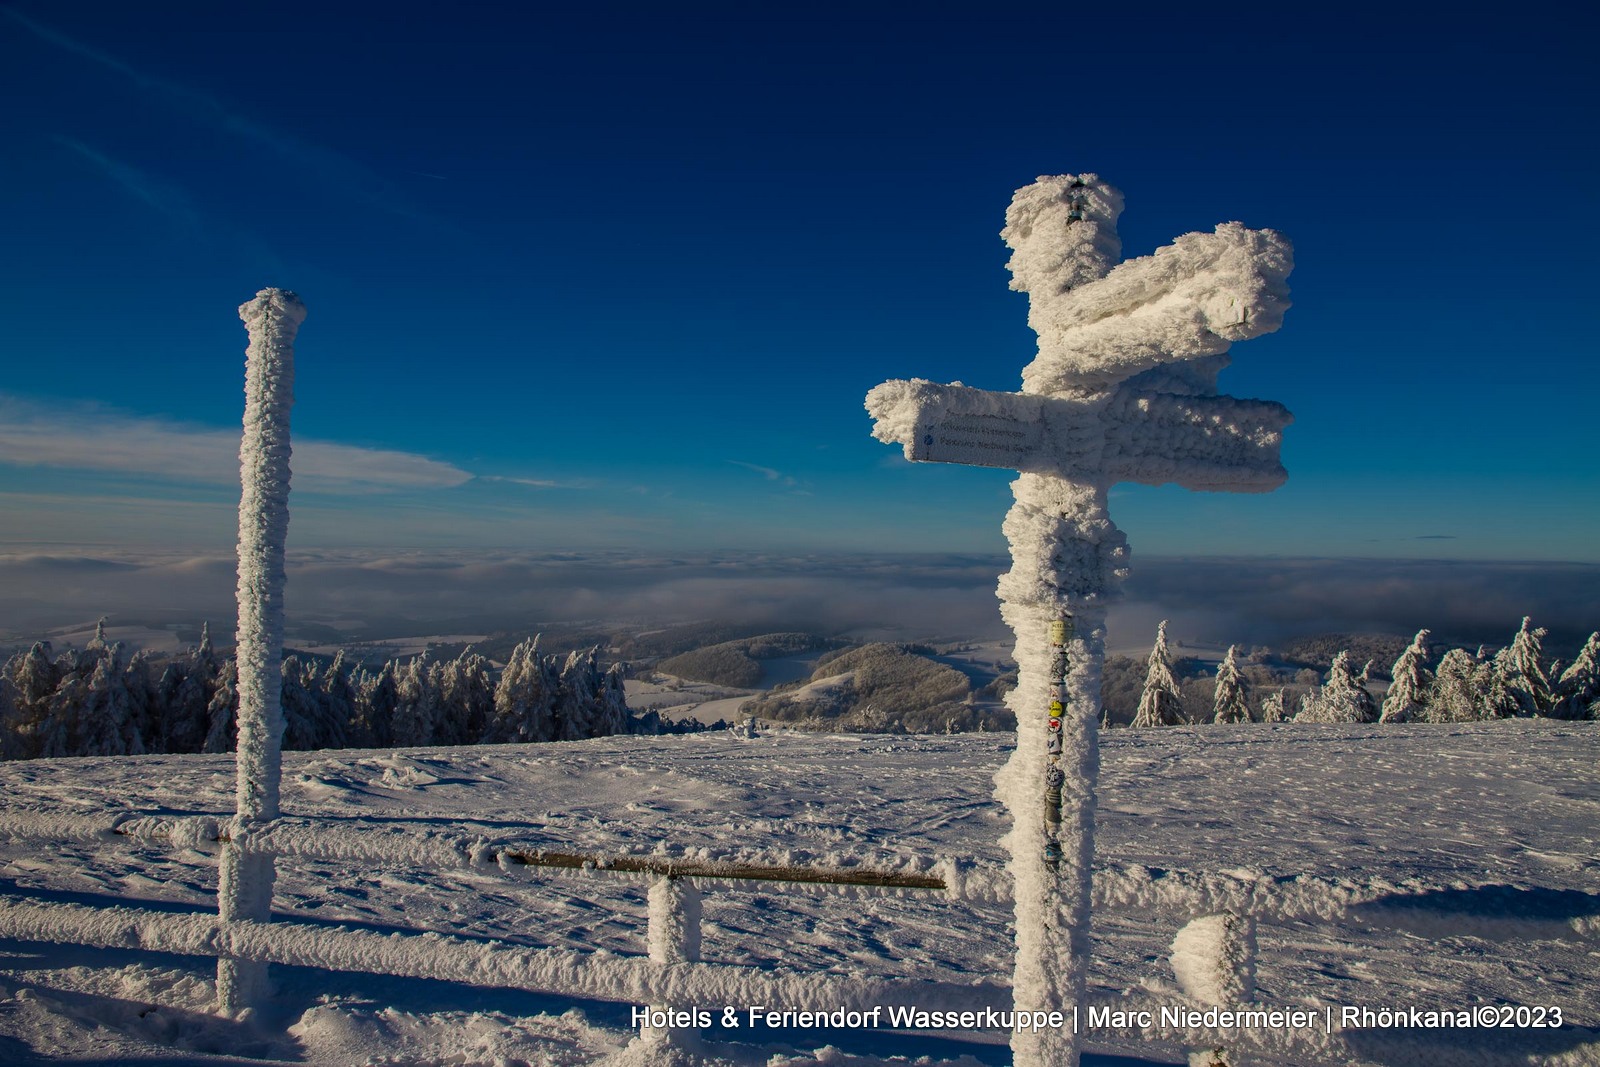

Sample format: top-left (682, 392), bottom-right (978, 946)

top-left (1, 2), bottom-right (1595, 578)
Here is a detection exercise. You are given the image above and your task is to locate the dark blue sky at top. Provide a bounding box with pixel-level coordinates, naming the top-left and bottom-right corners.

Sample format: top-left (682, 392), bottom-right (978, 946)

top-left (1, 1), bottom-right (1595, 562)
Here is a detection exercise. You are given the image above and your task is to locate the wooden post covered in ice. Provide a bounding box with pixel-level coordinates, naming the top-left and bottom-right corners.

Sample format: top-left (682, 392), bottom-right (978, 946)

top-left (217, 288), bottom-right (305, 1014)
top-left (866, 175), bottom-right (1293, 1067)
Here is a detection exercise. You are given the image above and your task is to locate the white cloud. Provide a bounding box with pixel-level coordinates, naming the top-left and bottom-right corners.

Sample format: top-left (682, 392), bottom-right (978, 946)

top-left (728, 460), bottom-right (801, 489)
top-left (0, 395), bottom-right (472, 493)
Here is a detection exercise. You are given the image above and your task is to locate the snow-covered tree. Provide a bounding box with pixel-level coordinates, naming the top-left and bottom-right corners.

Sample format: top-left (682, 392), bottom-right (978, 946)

top-left (1553, 633), bottom-right (1600, 720)
top-left (392, 656), bottom-right (442, 746)
top-left (1478, 647), bottom-right (1519, 719)
top-left (351, 662), bottom-right (399, 747)
top-left (1425, 649), bottom-right (1481, 722)
top-left (597, 662), bottom-right (631, 736)
top-left (1297, 651), bottom-right (1378, 723)
top-left (1259, 688), bottom-right (1286, 723)
top-left (433, 651), bottom-right (494, 746)
top-left (1211, 645), bottom-right (1250, 724)
top-left (203, 660), bottom-right (240, 753)
top-left (1380, 629), bottom-right (1432, 723)
top-left (4, 642), bottom-right (60, 758)
top-left (1496, 617), bottom-right (1552, 716)
top-left (1132, 621), bottom-right (1183, 728)
top-left (554, 647), bottom-right (604, 740)
top-left (485, 638), bottom-right (556, 743)
top-left (75, 643), bottom-right (145, 756)
top-left (281, 656), bottom-right (348, 751)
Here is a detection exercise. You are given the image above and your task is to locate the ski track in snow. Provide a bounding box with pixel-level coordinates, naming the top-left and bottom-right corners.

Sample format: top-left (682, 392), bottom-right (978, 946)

top-left (0, 720), bottom-right (1594, 1065)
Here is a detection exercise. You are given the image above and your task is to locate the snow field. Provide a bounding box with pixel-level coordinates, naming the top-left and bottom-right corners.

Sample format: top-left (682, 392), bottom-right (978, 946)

top-left (0, 722), bottom-right (1594, 1064)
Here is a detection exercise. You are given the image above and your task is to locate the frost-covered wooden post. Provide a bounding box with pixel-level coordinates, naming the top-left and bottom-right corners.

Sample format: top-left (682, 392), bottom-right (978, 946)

top-left (640, 875), bottom-right (703, 1053)
top-left (866, 174), bottom-right (1293, 1067)
top-left (217, 288), bottom-right (305, 1014)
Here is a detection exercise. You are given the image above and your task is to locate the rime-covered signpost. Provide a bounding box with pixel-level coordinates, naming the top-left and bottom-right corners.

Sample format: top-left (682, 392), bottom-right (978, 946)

top-left (866, 175), bottom-right (1293, 1066)
top-left (218, 288), bottom-right (305, 1013)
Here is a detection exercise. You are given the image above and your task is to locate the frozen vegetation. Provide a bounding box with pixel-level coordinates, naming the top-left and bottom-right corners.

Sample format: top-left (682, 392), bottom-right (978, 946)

top-left (0, 629), bottom-right (636, 760)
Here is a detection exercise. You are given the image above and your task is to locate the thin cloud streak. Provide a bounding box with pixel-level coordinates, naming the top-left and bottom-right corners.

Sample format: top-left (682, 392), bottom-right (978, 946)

top-left (53, 136), bottom-right (201, 227)
top-left (0, 395), bottom-right (472, 493)
top-left (728, 460), bottom-right (802, 490)
top-left (8, 7), bottom-right (452, 231)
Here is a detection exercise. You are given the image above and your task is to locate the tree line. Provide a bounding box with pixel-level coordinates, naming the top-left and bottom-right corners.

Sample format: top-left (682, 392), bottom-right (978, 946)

top-left (0, 622), bottom-right (641, 760)
top-left (1123, 617), bottom-right (1599, 727)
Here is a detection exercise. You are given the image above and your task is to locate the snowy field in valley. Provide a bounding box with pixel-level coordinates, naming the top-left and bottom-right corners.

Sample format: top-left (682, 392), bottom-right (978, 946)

top-left (0, 720), bottom-right (1595, 1065)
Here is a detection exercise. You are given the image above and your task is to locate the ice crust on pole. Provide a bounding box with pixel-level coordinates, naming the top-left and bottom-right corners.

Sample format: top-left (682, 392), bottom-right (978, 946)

top-left (219, 287), bottom-right (304, 1013)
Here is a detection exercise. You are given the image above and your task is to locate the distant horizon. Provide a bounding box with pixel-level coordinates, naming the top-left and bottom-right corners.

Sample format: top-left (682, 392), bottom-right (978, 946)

top-left (4, 545), bottom-right (1596, 660)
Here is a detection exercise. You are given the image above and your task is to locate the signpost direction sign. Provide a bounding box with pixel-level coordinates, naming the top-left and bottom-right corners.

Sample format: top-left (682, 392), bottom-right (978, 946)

top-left (866, 173), bottom-right (1294, 1067)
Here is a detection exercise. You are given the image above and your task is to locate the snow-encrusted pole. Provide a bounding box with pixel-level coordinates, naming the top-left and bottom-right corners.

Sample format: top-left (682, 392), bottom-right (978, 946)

top-left (866, 173), bottom-right (1292, 1067)
top-left (995, 177), bottom-right (1126, 1067)
top-left (217, 287), bottom-right (305, 1014)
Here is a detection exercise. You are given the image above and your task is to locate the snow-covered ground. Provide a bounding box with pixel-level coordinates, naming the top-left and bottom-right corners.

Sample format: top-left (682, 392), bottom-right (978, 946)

top-left (0, 720), bottom-right (1595, 1065)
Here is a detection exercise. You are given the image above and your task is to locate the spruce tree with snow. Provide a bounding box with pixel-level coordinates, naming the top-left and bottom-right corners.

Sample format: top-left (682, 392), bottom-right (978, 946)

top-left (1259, 688), bottom-right (1286, 723)
top-left (352, 662), bottom-right (399, 747)
top-left (1426, 649), bottom-right (1482, 722)
top-left (3, 643), bottom-right (60, 758)
top-left (1298, 650), bottom-right (1378, 723)
top-left (74, 643), bottom-right (145, 757)
top-left (320, 652), bottom-right (358, 744)
top-left (597, 662), bottom-right (631, 736)
top-left (392, 657), bottom-right (441, 746)
top-left (554, 647), bottom-right (604, 740)
top-left (1211, 645), bottom-right (1250, 723)
top-left (0, 673), bottom-right (20, 761)
top-left (1553, 632), bottom-right (1600, 720)
top-left (158, 623), bottom-right (222, 753)
top-left (1478, 647), bottom-right (1520, 719)
top-left (1133, 621), bottom-right (1184, 727)
top-left (1380, 629), bottom-right (1432, 723)
top-left (485, 638), bottom-right (556, 743)
top-left (203, 659), bottom-right (239, 753)
top-left (1496, 617), bottom-right (1553, 716)
top-left (433, 651), bottom-right (494, 746)
top-left (281, 656), bottom-right (348, 751)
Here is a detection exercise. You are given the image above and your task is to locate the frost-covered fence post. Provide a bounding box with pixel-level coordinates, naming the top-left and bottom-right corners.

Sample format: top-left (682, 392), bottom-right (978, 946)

top-left (217, 288), bottom-right (305, 1014)
top-left (638, 875), bottom-right (703, 1054)
top-left (1172, 912), bottom-right (1258, 1067)
top-left (866, 174), bottom-right (1293, 1066)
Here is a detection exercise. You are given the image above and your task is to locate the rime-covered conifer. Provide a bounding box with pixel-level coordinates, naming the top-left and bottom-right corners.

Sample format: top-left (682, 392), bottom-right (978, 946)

top-left (353, 662), bottom-right (399, 747)
top-left (1380, 629), bottom-right (1432, 723)
top-left (1553, 633), bottom-right (1600, 720)
top-left (392, 657), bottom-right (441, 746)
top-left (1211, 645), bottom-right (1249, 724)
top-left (203, 660), bottom-right (240, 753)
top-left (1478, 648), bottom-right (1519, 719)
top-left (598, 662), bottom-right (630, 736)
top-left (75, 644), bottom-right (144, 756)
top-left (486, 638), bottom-right (555, 743)
top-left (1426, 649), bottom-right (1482, 722)
top-left (1259, 688), bottom-right (1286, 723)
top-left (1497, 617), bottom-right (1552, 716)
top-left (555, 648), bottom-right (603, 740)
top-left (1133, 621), bottom-right (1183, 727)
top-left (433, 651), bottom-right (493, 746)
top-left (1298, 650), bottom-right (1378, 723)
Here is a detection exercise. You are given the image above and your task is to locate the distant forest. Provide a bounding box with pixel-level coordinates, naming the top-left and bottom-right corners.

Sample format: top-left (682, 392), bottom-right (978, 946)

top-left (1108, 618), bottom-right (1599, 727)
top-left (0, 623), bottom-right (662, 761)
